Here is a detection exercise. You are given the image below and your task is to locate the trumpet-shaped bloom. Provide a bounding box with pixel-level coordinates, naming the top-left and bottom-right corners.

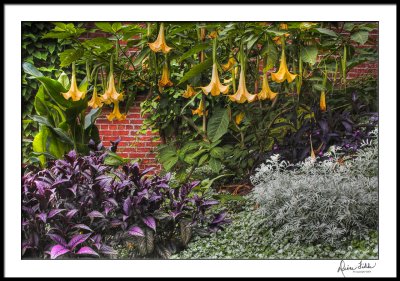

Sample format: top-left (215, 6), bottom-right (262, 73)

top-left (222, 57), bottom-right (236, 72)
top-left (182, 84), bottom-right (196, 98)
top-left (148, 23), bottom-right (172, 54)
top-left (235, 112), bottom-right (245, 125)
top-left (100, 74), bottom-right (123, 105)
top-left (158, 64), bottom-right (173, 88)
top-left (107, 101), bottom-right (126, 121)
top-left (320, 91), bottom-right (326, 112)
top-left (271, 45), bottom-right (297, 84)
top-left (228, 67), bottom-right (257, 103)
top-left (201, 63), bottom-right (229, 96)
top-left (62, 72), bottom-right (85, 101)
top-left (257, 73), bottom-right (278, 100)
top-left (88, 87), bottom-right (103, 109)
top-left (192, 99), bottom-right (207, 116)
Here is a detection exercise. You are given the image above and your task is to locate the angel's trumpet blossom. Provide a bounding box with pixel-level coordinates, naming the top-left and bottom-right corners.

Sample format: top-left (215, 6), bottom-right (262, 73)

top-left (88, 87), bottom-right (103, 109)
top-left (148, 23), bottom-right (172, 54)
top-left (191, 99), bottom-right (207, 116)
top-left (100, 74), bottom-right (123, 105)
top-left (257, 73), bottom-right (278, 101)
top-left (271, 43), bottom-right (297, 84)
top-left (182, 84), bottom-right (196, 98)
top-left (228, 67), bottom-right (257, 103)
top-left (235, 112), bottom-right (245, 125)
top-left (222, 57), bottom-right (236, 72)
top-left (62, 65), bottom-right (85, 101)
top-left (320, 91), bottom-right (327, 112)
top-left (107, 101), bottom-right (126, 121)
top-left (158, 63), bottom-right (173, 88)
top-left (201, 63), bottom-right (229, 96)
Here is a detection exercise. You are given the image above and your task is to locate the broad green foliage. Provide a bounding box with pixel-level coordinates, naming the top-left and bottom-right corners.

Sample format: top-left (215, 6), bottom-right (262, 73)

top-left (22, 22), bottom-right (64, 163)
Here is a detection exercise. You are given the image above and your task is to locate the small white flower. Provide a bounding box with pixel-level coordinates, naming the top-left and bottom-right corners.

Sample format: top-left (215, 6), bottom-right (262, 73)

top-left (270, 154), bottom-right (281, 162)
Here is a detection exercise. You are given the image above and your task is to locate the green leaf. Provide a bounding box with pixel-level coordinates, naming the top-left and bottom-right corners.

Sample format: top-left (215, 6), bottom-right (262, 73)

top-left (162, 156), bottom-right (179, 172)
top-left (210, 147), bottom-right (224, 160)
top-left (104, 152), bottom-right (127, 166)
top-left (207, 107), bottom-right (229, 142)
top-left (198, 154), bottom-right (209, 166)
top-left (112, 22), bottom-right (122, 32)
top-left (178, 42), bottom-right (210, 62)
top-left (209, 157), bottom-right (222, 173)
top-left (59, 48), bottom-right (84, 67)
top-left (36, 76), bottom-right (69, 108)
top-left (133, 48), bottom-right (150, 67)
top-left (84, 108), bottom-right (102, 130)
top-left (34, 86), bottom-right (48, 116)
top-left (32, 127), bottom-right (49, 167)
top-left (82, 38), bottom-right (114, 53)
top-left (42, 31), bottom-right (74, 39)
top-left (29, 115), bottom-right (53, 127)
top-left (300, 46), bottom-right (318, 65)
top-left (22, 62), bottom-right (43, 77)
top-left (351, 31), bottom-right (369, 45)
top-left (95, 22), bottom-right (114, 33)
top-left (315, 28), bottom-right (338, 37)
top-left (178, 57), bottom-right (213, 85)
top-left (343, 23), bottom-right (355, 32)
top-left (57, 72), bottom-right (70, 89)
top-left (158, 146), bottom-right (179, 171)
top-left (52, 128), bottom-right (74, 145)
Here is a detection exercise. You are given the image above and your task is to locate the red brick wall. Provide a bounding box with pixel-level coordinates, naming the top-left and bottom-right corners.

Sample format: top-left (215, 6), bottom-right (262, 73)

top-left (83, 23), bottom-right (378, 170)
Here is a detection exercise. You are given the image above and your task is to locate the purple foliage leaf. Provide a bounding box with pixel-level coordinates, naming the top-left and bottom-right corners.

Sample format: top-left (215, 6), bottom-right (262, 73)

top-left (72, 224), bottom-right (93, 232)
top-left (128, 226), bottom-right (145, 237)
top-left (123, 197), bottom-right (132, 216)
top-left (142, 216), bottom-right (156, 232)
top-left (87, 211), bottom-right (104, 219)
top-left (50, 245), bottom-right (70, 259)
top-left (99, 244), bottom-right (117, 255)
top-left (67, 233), bottom-right (92, 250)
top-left (47, 209), bottom-right (66, 219)
top-left (36, 212), bottom-right (47, 223)
top-left (66, 209), bottom-right (79, 219)
top-left (76, 246), bottom-right (99, 257)
top-left (47, 233), bottom-right (67, 247)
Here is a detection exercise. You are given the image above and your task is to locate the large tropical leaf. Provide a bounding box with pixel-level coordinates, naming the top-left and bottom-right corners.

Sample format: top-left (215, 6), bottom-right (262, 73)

top-left (207, 107), bottom-right (229, 142)
top-left (178, 57), bottom-right (212, 85)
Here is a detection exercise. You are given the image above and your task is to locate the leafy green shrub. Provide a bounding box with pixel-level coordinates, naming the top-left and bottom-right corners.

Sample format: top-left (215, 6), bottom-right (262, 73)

top-left (250, 129), bottom-right (378, 247)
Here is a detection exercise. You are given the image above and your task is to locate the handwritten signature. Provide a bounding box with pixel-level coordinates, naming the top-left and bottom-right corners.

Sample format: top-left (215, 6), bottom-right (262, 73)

top-left (337, 260), bottom-right (376, 277)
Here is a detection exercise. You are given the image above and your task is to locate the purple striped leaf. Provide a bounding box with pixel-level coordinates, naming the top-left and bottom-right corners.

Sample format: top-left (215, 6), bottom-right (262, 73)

top-left (67, 233), bottom-right (91, 250)
top-left (36, 212), bottom-right (47, 223)
top-left (201, 200), bottom-right (220, 207)
top-left (76, 246), bottom-right (99, 257)
top-left (128, 226), bottom-right (145, 237)
top-left (50, 244), bottom-right (70, 259)
top-left (123, 197), bottom-right (132, 216)
top-left (142, 216), bottom-right (156, 232)
top-left (47, 209), bottom-right (66, 219)
top-left (99, 244), bottom-right (117, 255)
top-left (47, 233), bottom-right (67, 247)
top-left (87, 211), bottom-right (104, 219)
top-left (66, 209), bottom-right (79, 219)
top-left (72, 224), bottom-right (93, 232)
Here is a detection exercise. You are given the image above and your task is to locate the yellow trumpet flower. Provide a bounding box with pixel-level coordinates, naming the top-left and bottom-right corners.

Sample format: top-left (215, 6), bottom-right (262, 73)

top-left (62, 69), bottom-right (85, 101)
top-left (279, 23), bottom-right (288, 30)
top-left (191, 99), bottom-right (207, 116)
top-left (257, 73), bottom-right (278, 101)
top-left (235, 112), bottom-right (245, 125)
top-left (107, 101), bottom-right (126, 121)
top-left (148, 23), bottom-right (172, 54)
top-left (271, 43), bottom-right (297, 84)
top-left (320, 91), bottom-right (327, 112)
top-left (222, 57), bottom-right (236, 72)
top-left (182, 84), bottom-right (196, 98)
top-left (208, 31), bottom-right (219, 39)
top-left (158, 63), bottom-right (173, 88)
top-left (100, 74), bottom-right (123, 105)
top-left (228, 67), bottom-right (257, 103)
top-left (88, 87), bottom-right (103, 109)
top-left (201, 63), bottom-right (229, 96)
